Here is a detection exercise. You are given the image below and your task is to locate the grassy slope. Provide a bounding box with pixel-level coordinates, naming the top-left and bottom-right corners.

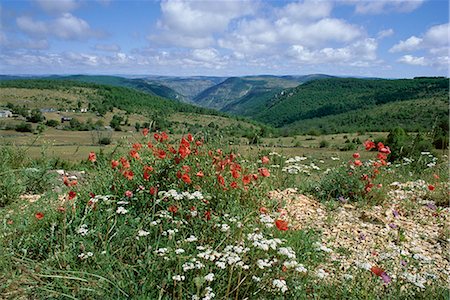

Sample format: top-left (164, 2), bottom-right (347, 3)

top-left (252, 77), bottom-right (449, 132)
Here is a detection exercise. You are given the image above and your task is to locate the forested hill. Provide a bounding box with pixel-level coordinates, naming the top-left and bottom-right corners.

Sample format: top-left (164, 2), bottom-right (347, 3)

top-left (0, 79), bottom-right (219, 118)
top-left (250, 77), bottom-right (449, 133)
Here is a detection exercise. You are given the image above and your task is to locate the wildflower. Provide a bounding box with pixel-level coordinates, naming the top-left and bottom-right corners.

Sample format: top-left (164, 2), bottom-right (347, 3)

top-left (35, 212), bottom-right (44, 220)
top-left (120, 157), bottom-right (130, 169)
top-left (116, 206), bottom-right (128, 214)
top-left (261, 156), bottom-right (270, 164)
top-left (204, 273), bottom-right (215, 282)
top-left (259, 168), bottom-right (270, 177)
top-left (125, 190), bottom-right (133, 198)
top-left (220, 224), bottom-right (230, 232)
top-left (275, 219), bottom-right (288, 231)
top-left (196, 171), bottom-right (204, 177)
top-left (354, 160), bottom-right (362, 167)
top-left (129, 149), bottom-right (140, 160)
top-left (259, 207), bottom-right (268, 214)
top-left (364, 140), bottom-right (376, 151)
top-left (77, 224), bottom-right (89, 236)
top-left (132, 143), bottom-right (142, 151)
top-left (172, 275), bottom-right (185, 282)
top-left (57, 206), bottom-right (66, 213)
top-left (182, 173), bottom-right (192, 184)
top-left (186, 235), bottom-right (198, 242)
top-left (353, 152), bottom-right (360, 159)
top-left (88, 152), bottom-right (96, 162)
top-left (123, 170), bottom-right (134, 180)
top-left (142, 128), bottom-right (149, 136)
top-left (428, 184), bottom-right (435, 191)
top-left (111, 160), bottom-right (119, 169)
top-left (217, 174), bottom-right (225, 186)
top-left (204, 210), bottom-right (211, 221)
top-left (68, 190), bottom-right (77, 200)
top-left (168, 205), bottom-right (178, 214)
top-left (230, 181), bottom-right (238, 189)
top-left (156, 149), bottom-right (166, 159)
top-left (272, 279), bottom-right (288, 293)
top-left (149, 186), bottom-right (157, 195)
top-left (175, 248), bottom-right (185, 254)
top-left (137, 230), bottom-right (149, 238)
top-left (242, 175), bottom-right (251, 185)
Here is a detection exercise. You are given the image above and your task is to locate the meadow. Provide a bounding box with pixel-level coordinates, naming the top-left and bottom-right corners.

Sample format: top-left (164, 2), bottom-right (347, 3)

top-left (0, 128), bottom-right (448, 299)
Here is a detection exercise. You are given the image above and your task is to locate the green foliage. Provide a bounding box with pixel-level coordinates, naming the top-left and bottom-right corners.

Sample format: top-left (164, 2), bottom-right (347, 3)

top-left (45, 119), bottom-right (59, 127)
top-left (27, 108), bottom-right (44, 123)
top-left (319, 140), bottom-right (329, 148)
top-left (15, 122), bottom-right (32, 132)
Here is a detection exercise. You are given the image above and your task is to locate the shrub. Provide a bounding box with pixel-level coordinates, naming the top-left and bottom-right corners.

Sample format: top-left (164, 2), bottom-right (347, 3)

top-left (319, 140), bottom-right (329, 148)
top-left (15, 122), bottom-right (33, 132)
top-left (45, 119), bottom-right (59, 127)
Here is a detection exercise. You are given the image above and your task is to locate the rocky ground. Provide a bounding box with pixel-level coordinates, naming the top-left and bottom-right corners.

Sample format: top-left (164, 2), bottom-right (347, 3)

top-left (270, 181), bottom-right (449, 290)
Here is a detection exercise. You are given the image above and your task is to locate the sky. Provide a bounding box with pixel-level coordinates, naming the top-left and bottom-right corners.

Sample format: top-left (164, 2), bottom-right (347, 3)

top-left (0, 0), bottom-right (448, 78)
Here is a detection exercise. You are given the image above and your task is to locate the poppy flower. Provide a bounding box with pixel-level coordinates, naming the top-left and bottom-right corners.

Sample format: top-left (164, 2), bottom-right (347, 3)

top-left (352, 153), bottom-right (360, 159)
top-left (168, 146), bottom-right (177, 154)
top-left (182, 173), bottom-right (191, 184)
top-left (180, 137), bottom-right (190, 148)
top-left (364, 140), bottom-right (376, 151)
top-left (88, 152), bottom-right (96, 162)
top-left (143, 171), bottom-right (151, 181)
top-left (149, 186), bottom-right (157, 195)
top-left (379, 146), bottom-right (391, 154)
top-left (230, 181), bottom-right (238, 189)
top-left (120, 157), bottom-right (130, 169)
top-left (217, 174), bottom-right (225, 186)
top-left (179, 145), bottom-right (190, 159)
top-left (242, 175), bottom-right (251, 185)
top-left (154, 133), bottom-right (161, 142)
top-left (68, 191), bottom-right (77, 200)
top-left (370, 266), bottom-right (384, 276)
top-left (196, 171), bottom-right (204, 177)
top-left (261, 156), bottom-right (270, 164)
top-left (144, 165), bottom-right (154, 172)
top-left (142, 128), bottom-right (149, 137)
top-left (275, 219), bottom-right (288, 231)
top-left (354, 160), bottom-right (362, 167)
top-left (231, 169), bottom-right (240, 179)
top-left (377, 153), bottom-right (387, 160)
top-left (204, 210), bottom-right (211, 221)
top-left (123, 170), bottom-right (134, 180)
top-left (57, 206), bottom-right (66, 213)
top-left (187, 133), bottom-right (194, 142)
top-left (195, 140), bottom-right (203, 146)
top-left (168, 205), bottom-right (178, 214)
top-left (161, 132), bottom-right (169, 141)
top-left (259, 207), bottom-right (268, 214)
top-left (147, 141), bottom-right (154, 149)
top-left (35, 212), bottom-right (44, 220)
top-left (428, 184), bottom-right (435, 191)
top-left (111, 160), bottom-right (119, 169)
top-left (129, 149), bottom-right (140, 160)
top-left (125, 190), bottom-right (133, 198)
top-left (259, 168), bottom-right (270, 177)
top-left (156, 149), bottom-right (166, 159)
top-left (132, 143), bottom-right (142, 151)
top-left (433, 174), bottom-right (440, 179)
top-left (182, 165), bottom-right (191, 173)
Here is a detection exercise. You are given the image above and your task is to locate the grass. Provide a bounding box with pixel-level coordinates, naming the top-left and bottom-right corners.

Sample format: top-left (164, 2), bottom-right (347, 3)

top-left (0, 130), bottom-right (448, 299)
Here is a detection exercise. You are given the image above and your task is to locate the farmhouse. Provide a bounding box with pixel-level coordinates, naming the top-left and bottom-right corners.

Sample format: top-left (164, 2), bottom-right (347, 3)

top-left (0, 110), bottom-right (13, 118)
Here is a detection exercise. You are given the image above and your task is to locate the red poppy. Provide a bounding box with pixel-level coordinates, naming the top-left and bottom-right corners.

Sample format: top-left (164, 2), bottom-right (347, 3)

top-left (231, 169), bottom-right (240, 179)
top-left (364, 140), bottom-right (376, 151)
top-left (261, 156), bottom-right (270, 164)
top-left (230, 181), bottom-right (238, 189)
top-left (182, 165), bottom-right (191, 173)
top-left (179, 145), bottom-right (191, 159)
top-left (196, 171), bottom-right (204, 177)
top-left (379, 146), bottom-right (391, 154)
top-left (433, 174), bottom-right (440, 179)
top-left (168, 146), bottom-right (177, 154)
top-left (123, 170), bottom-right (134, 180)
top-left (182, 173), bottom-right (192, 184)
top-left (154, 133), bottom-right (161, 142)
top-left (7, 219), bottom-right (13, 225)
top-left (57, 206), bottom-right (66, 213)
top-left (252, 174), bottom-right (258, 180)
top-left (180, 137), bottom-right (190, 148)
top-left (204, 210), bottom-right (211, 221)
top-left (88, 152), bottom-right (96, 162)
top-left (187, 133), bottom-right (194, 142)
top-left (370, 266), bottom-right (384, 277)
top-left (142, 128), bottom-right (149, 137)
top-left (377, 153), bottom-right (387, 160)
top-left (168, 205), bottom-right (178, 214)
top-left (129, 149), bottom-right (140, 160)
top-left (68, 190), bottom-right (77, 200)
top-left (275, 219), bottom-right (288, 231)
top-left (196, 140), bottom-right (202, 146)
top-left (259, 168), bottom-right (270, 177)
top-left (259, 207), bottom-right (268, 214)
top-left (157, 149), bottom-right (166, 159)
top-left (125, 190), bottom-right (133, 198)
top-left (120, 157), bottom-right (130, 169)
top-left (161, 132), bottom-right (169, 141)
top-left (352, 152), bottom-right (360, 159)
top-left (143, 171), bottom-right (151, 181)
top-left (147, 141), bottom-right (154, 149)
top-left (428, 184), bottom-right (435, 191)
top-left (217, 174), bottom-right (225, 186)
top-left (111, 160), bottom-right (119, 169)
top-left (242, 175), bottom-right (251, 185)
top-left (132, 143), bottom-right (142, 151)
top-left (149, 186), bottom-right (157, 195)
top-left (144, 165), bottom-right (154, 172)
top-left (354, 160), bottom-right (362, 167)
top-left (35, 212), bottom-right (44, 220)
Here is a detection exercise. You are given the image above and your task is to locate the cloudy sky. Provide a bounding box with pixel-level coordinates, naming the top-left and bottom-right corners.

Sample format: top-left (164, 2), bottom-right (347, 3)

top-left (1, 0), bottom-right (448, 77)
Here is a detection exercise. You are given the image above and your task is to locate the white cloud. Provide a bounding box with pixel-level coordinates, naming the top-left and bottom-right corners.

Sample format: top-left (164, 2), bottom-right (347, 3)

top-left (276, 0), bottom-right (333, 21)
top-left (377, 29), bottom-right (394, 39)
top-left (353, 0), bottom-right (425, 14)
top-left (35, 0), bottom-right (79, 14)
top-left (389, 23), bottom-right (448, 55)
top-left (389, 36), bottom-right (423, 52)
top-left (397, 55), bottom-right (427, 66)
top-left (16, 13), bottom-right (100, 40)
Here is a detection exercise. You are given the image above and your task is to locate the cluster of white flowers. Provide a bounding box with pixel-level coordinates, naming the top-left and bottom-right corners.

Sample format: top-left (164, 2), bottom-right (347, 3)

top-left (202, 287), bottom-right (215, 300)
top-left (185, 235), bottom-right (198, 242)
top-left (78, 252), bottom-right (93, 260)
top-left (247, 232), bottom-right (283, 251)
top-left (182, 259), bottom-right (205, 271)
top-left (116, 206), bottom-right (128, 214)
top-left (204, 273), bottom-right (215, 282)
top-left (117, 201), bottom-right (129, 205)
top-left (272, 279), bottom-right (288, 293)
top-left (282, 162), bottom-right (320, 175)
top-left (269, 152), bottom-right (282, 157)
top-left (316, 268), bottom-right (329, 279)
top-left (136, 230), bottom-right (149, 240)
top-left (162, 228), bottom-right (179, 237)
top-left (160, 190), bottom-right (204, 200)
top-left (257, 258), bottom-right (277, 269)
top-left (285, 156), bottom-right (307, 163)
top-left (220, 224), bottom-right (230, 232)
top-left (155, 248), bottom-right (168, 256)
top-left (278, 247), bottom-right (296, 259)
top-left (172, 275), bottom-right (185, 282)
top-left (259, 214), bottom-right (275, 228)
top-left (175, 248), bottom-right (185, 254)
top-left (77, 224), bottom-right (89, 236)
top-left (402, 272), bottom-right (427, 288)
top-left (314, 242), bottom-right (333, 253)
top-left (90, 194), bottom-right (114, 205)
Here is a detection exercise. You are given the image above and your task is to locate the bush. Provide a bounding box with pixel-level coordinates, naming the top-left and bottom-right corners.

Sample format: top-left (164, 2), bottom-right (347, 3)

top-left (45, 119), bottom-right (59, 127)
top-left (319, 140), bottom-right (329, 148)
top-left (15, 122), bottom-right (33, 132)
top-left (99, 137), bottom-right (112, 145)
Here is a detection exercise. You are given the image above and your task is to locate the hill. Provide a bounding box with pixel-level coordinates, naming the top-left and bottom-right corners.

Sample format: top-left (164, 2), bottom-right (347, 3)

top-left (249, 77), bottom-right (448, 133)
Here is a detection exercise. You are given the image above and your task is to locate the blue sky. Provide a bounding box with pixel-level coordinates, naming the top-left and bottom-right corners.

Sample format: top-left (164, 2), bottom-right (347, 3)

top-left (1, 0), bottom-right (448, 77)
